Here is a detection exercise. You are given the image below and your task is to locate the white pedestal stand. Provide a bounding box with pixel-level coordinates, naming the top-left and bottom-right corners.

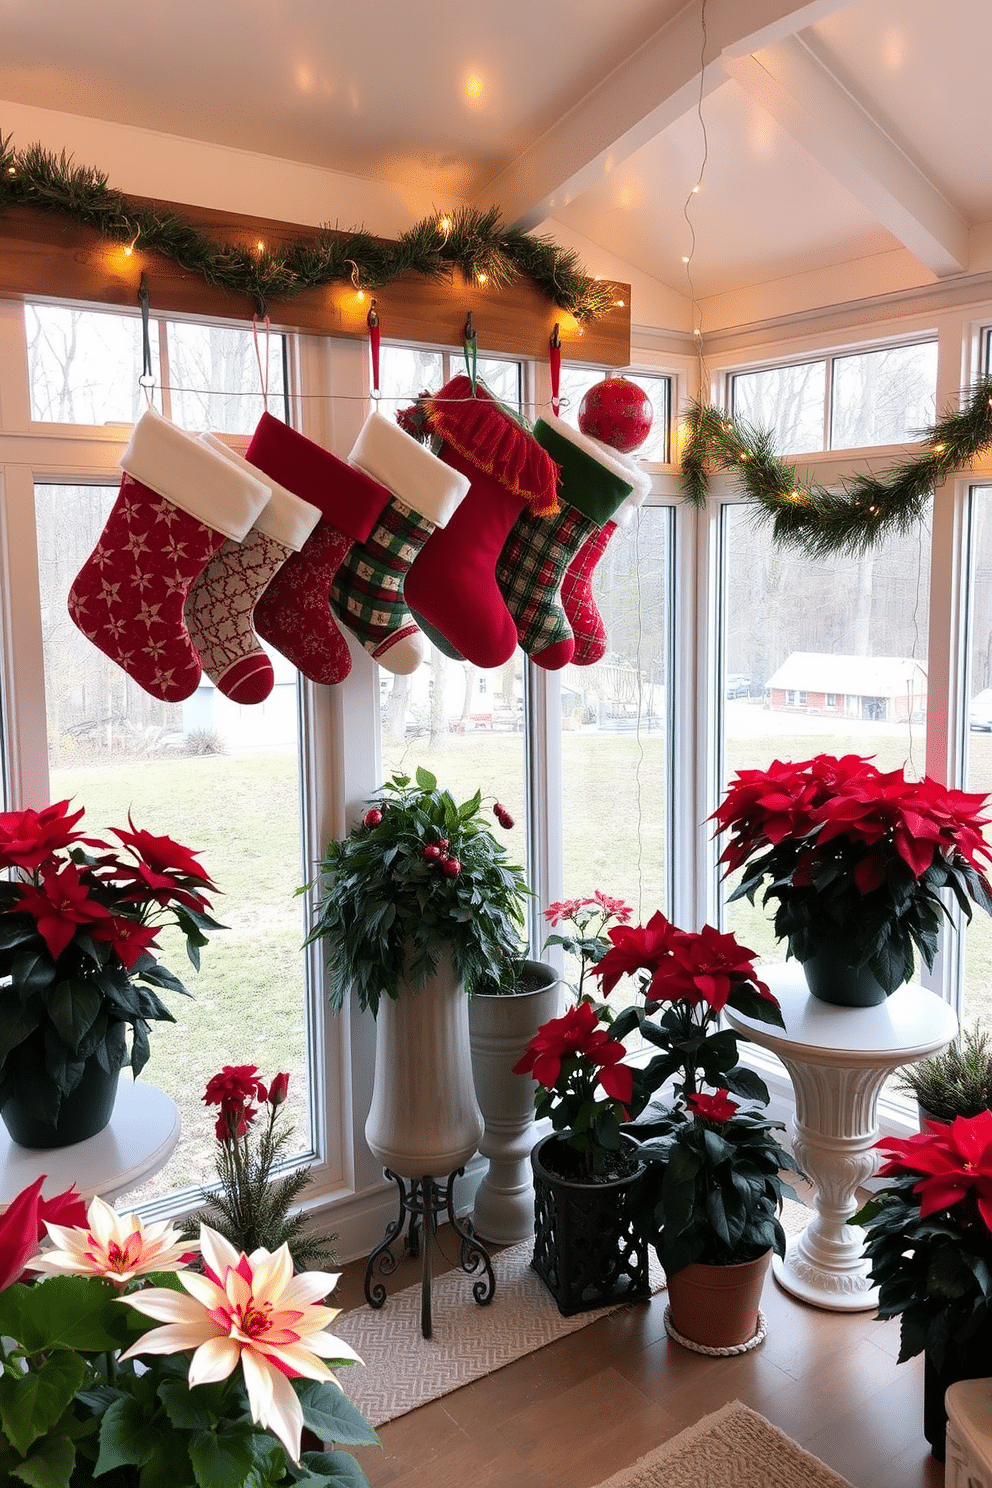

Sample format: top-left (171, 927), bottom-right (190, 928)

top-left (0, 1077), bottom-right (180, 1204)
top-left (726, 964), bottom-right (956, 1312)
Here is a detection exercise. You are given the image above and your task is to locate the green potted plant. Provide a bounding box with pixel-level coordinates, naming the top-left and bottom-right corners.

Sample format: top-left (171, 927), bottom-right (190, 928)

top-left (589, 911), bottom-right (797, 1350)
top-left (0, 1180), bottom-right (377, 1487)
top-left (896, 1025), bottom-right (992, 1125)
top-left (0, 799), bottom-right (221, 1147)
top-left (852, 1111), bottom-right (992, 1460)
top-left (712, 754), bottom-right (992, 1004)
top-left (305, 767), bottom-right (529, 1180)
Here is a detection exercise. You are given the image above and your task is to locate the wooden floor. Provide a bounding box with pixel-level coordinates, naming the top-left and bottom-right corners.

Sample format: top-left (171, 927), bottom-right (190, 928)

top-left (332, 1229), bottom-right (946, 1488)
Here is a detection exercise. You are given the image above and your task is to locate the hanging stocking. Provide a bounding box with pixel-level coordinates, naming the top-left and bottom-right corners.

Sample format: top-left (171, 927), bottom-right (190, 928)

top-left (544, 470), bottom-right (650, 668)
top-left (329, 412), bottom-right (468, 674)
top-left (245, 413), bottom-right (391, 686)
top-left (496, 414), bottom-right (648, 671)
top-left (68, 408), bottom-right (269, 704)
top-left (403, 375), bottom-right (560, 670)
top-left (183, 437), bottom-right (321, 704)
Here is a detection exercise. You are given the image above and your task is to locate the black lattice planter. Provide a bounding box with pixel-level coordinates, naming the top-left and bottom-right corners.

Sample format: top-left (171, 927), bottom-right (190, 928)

top-left (530, 1133), bottom-right (651, 1316)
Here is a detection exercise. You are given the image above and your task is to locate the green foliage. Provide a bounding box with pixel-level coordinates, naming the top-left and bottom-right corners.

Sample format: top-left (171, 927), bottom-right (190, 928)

top-left (897, 1025), bottom-right (992, 1120)
top-left (183, 1112), bottom-right (336, 1272)
top-left (0, 875), bottom-right (221, 1126)
top-left (306, 768), bottom-right (530, 1015)
top-left (0, 135), bottom-right (615, 323)
top-left (680, 378), bottom-right (992, 557)
top-left (729, 829), bottom-right (990, 995)
top-left (629, 1104), bottom-right (799, 1274)
top-left (0, 1277), bottom-right (378, 1488)
top-left (852, 1180), bottom-right (992, 1370)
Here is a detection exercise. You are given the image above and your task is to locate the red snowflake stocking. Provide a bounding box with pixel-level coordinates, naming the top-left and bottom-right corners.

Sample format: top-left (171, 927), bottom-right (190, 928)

top-left (402, 375), bottom-right (560, 669)
top-left (183, 437), bottom-right (321, 704)
top-left (68, 408), bottom-right (269, 703)
top-left (547, 471), bottom-right (650, 668)
top-left (246, 413), bottom-right (391, 686)
top-left (329, 412), bottom-right (468, 674)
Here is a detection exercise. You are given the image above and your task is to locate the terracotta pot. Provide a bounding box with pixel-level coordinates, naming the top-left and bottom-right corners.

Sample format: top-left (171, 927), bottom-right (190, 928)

top-left (666, 1250), bottom-right (771, 1350)
top-left (800, 945), bottom-right (889, 1007)
top-left (365, 944), bottom-right (484, 1179)
top-left (468, 960), bottom-right (561, 1243)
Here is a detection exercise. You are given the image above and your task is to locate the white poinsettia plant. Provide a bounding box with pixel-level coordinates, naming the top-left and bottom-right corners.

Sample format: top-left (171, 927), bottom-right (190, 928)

top-left (0, 1181), bottom-right (376, 1488)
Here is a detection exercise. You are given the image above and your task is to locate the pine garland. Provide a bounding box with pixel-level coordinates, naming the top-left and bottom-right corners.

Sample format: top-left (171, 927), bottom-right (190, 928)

top-left (0, 133), bottom-right (617, 321)
top-left (680, 377), bottom-right (992, 556)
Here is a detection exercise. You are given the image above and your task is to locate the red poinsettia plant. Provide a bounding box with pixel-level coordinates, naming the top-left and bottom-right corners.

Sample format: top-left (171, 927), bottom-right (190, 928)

top-left (712, 754), bottom-right (992, 993)
top-left (587, 911), bottom-right (798, 1273)
top-left (0, 798), bottom-right (222, 1130)
top-left (853, 1111), bottom-right (992, 1375)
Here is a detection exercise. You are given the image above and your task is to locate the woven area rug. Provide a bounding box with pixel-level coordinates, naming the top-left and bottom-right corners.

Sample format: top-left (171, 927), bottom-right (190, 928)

top-left (336, 1199), bottom-right (810, 1427)
top-left (335, 1237), bottom-right (665, 1427)
top-left (592, 1400), bottom-right (855, 1488)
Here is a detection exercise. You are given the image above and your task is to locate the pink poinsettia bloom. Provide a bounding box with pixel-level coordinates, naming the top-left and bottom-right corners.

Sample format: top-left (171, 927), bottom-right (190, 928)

top-left (875, 1109), bottom-right (992, 1231)
top-left (14, 860), bottom-right (112, 959)
top-left (119, 1225), bottom-right (363, 1464)
top-left (591, 890), bottom-right (633, 921)
top-left (0, 799), bottom-right (88, 873)
top-left (544, 898), bottom-right (587, 927)
top-left (30, 1193), bottom-right (196, 1285)
top-left (592, 909), bottom-right (674, 994)
top-left (687, 1088), bottom-right (739, 1123)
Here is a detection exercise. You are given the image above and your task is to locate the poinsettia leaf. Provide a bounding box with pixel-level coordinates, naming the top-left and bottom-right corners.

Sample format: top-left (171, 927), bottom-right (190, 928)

top-left (189, 1422), bottom-right (282, 1488)
top-left (47, 980), bottom-right (102, 1053)
top-left (720, 1066), bottom-right (770, 1103)
top-left (7, 1428), bottom-right (76, 1488)
top-left (0, 992), bottom-right (43, 1058)
top-left (0, 1351), bottom-right (84, 1457)
top-left (295, 1450), bottom-right (377, 1487)
top-left (296, 1379), bottom-right (380, 1448)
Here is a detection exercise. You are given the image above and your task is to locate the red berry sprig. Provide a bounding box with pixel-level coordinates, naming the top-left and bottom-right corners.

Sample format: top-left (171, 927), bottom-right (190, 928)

top-left (363, 808), bottom-right (383, 829)
top-left (423, 843), bottom-right (442, 861)
top-left (441, 857), bottom-right (461, 877)
top-left (493, 802), bottom-right (514, 829)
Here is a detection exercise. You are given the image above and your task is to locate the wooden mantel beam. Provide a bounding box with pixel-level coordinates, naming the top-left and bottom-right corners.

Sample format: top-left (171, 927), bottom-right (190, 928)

top-left (0, 200), bottom-right (631, 368)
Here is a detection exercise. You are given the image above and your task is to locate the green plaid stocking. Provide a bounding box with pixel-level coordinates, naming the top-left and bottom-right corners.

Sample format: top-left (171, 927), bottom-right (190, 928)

top-left (495, 413), bottom-right (640, 670)
top-left (329, 496), bottom-right (435, 673)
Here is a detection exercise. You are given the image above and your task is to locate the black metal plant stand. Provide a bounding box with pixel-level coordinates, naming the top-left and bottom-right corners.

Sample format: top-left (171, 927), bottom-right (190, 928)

top-left (363, 1168), bottom-right (496, 1338)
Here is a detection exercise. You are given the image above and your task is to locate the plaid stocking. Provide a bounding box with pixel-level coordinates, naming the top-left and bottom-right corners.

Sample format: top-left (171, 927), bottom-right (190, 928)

top-left (329, 413), bottom-right (468, 673)
top-left (496, 414), bottom-right (642, 671)
top-left (545, 476), bottom-right (650, 668)
top-left (68, 409), bottom-right (268, 703)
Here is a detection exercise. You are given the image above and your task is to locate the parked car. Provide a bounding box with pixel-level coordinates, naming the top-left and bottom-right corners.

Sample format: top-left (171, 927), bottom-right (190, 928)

top-left (970, 689), bottom-right (992, 731)
top-left (726, 674), bottom-right (752, 699)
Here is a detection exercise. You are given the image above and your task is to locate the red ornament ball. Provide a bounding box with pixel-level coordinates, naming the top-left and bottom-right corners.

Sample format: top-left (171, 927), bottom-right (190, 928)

top-left (577, 377), bottom-right (653, 453)
top-left (423, 844), bottom-right (442, 861)
top-left (441, 857), bottom-right (461, 877)
top-left (363, 808), bottom-right (383, 829)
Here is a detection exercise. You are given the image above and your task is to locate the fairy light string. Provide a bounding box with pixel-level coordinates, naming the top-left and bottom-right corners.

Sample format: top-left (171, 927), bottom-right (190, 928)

top-left (0, 135), bottom-right (615, 323)
top-left (679, 379), bottom-right (992, 557)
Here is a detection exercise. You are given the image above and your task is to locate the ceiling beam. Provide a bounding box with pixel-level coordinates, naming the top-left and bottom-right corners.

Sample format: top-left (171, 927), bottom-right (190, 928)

top-left (477, 0), bottom-right (851, 228)
top-left (723, 32), bottom-right (969, 277)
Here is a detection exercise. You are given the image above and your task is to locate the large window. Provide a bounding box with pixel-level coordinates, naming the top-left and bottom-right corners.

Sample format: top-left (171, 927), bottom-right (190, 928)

top-left (731, 339), bottom-right (937, 455)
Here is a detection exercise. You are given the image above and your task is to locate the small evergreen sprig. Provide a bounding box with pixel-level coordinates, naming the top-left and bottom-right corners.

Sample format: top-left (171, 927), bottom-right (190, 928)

top-left (305, 767), bottom-right (530, 1015)
top-left (183, 1066), bottom-right (336, 1271)
top-left (897, 1026), bottom-right (992, 1121)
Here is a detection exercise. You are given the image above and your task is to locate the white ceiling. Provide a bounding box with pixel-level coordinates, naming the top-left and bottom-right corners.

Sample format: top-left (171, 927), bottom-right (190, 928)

top-left (1, 0), bottom-right (989, 319)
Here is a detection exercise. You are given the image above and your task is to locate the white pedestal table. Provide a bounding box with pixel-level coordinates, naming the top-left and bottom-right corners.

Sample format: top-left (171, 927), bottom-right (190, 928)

top-left (0, 1077), bottom-right (180, 1206)
top-left (725, 963), bottom-right (957, 1312)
